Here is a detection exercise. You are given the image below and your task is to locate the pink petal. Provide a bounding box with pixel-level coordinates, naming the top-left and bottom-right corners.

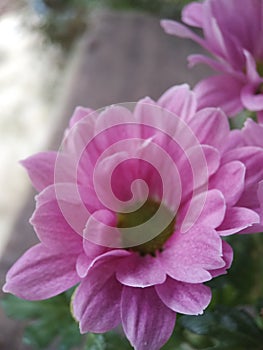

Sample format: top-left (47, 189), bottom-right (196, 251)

top-left (160, 226), bottom-right (224, 283)
top-left (156, 277), bottom-right (211, 315)
top-left (158, 84), bottom-right (197, 122)
top-left (84, 209), bottom-right (123, 248)
top-left (243, 118), bottom-right (263, 147)
top-left (69, 106), bottom-right (94, 128)
top-left (243, 50), bottom-right (261, 85)
top-left (193, 189), bottom-right (226, 228)
top-left (30, 185), bottom-right (84, 252)
top-left (161, 19), bottom-right (207, 48)
top-left (3, 244), bottom-right (80, 300)
top-left (178, 189), bottom-right (226, 230)
top-left (194, 75), bottom-right (243, 116)
top-left (210, 240), bottom-right (233, 277)
top-left (73, 269), bottom-right (122, 333)
top-left (182, 2), bottom-right (204, 27)
top-left (209, 161), bottom-right (245, 207)
top-left (189, 107), bottom-right (230, 152)
top-left (188, 54), bottom-right (229, 72)
top-left (20, 152), bottom-right (57, 191)
top-left (223, 147), bottom-right (263, 188)
top-left (241, 83), bottom-right (263, 111)
top-left (222, 129), bottom-right (245, 153)
top-left (258, 181), bottom-right (263, 224)
top-left (121, 286), bottom-right (176, 350)
top-left (116, 254), bottom-right (166, 288)
top-left (218, 207), bottom-right (260, 235)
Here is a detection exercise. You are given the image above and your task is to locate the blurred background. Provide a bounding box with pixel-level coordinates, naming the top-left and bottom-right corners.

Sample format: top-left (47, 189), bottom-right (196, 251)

top-left (0, 0), bottom-right (199, 259)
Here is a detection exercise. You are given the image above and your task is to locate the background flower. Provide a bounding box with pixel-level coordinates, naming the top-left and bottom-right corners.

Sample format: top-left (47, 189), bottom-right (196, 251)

top-left (161, 0), bottom-right (263, 121)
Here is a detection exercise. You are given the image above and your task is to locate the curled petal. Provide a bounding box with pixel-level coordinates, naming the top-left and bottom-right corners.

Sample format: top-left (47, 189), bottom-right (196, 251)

top-left (20, 152), bottom-right (57, 191)
top-left (156, 278), bottom-right (211, 315)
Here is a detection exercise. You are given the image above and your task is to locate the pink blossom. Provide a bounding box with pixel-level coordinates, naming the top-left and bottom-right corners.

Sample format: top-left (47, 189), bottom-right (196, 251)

top-left (3, 85), bottom-right (262, 350)
top-left (161, 0), bottom-right (263, 120)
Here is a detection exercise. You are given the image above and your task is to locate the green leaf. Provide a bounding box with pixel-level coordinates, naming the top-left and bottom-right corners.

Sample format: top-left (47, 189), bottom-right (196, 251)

top-left (180, 306), bottom-right (263, 350)
top-left (2, 288), bottom-right (83, 350)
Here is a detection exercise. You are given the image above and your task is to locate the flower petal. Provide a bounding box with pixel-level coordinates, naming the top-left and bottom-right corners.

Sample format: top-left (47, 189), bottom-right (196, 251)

top-left (241, 83), bottom-right (263, 111)
top-left (218, 207), bottom-right (260, 235)
top-left (73, 268), bottom-right (122, 333)
top-left (182, 2), bottom-right (204, 27)
top-left (3, 244), bottom-right (80, 300)
top-left (210, 240), bottom-right (233, 277)
top-left (209, 161), bottom-right (245, 206)
top-left (178, 189), bottom-right (226, 230)
top-left (20, 152), bottom-right (57, 191)
top-left (194, 75), bottom-right (243, 116)
top-left (156, 277), bottom-right (211, 315)
top-left (160, 226), bottom-right (224, 283)
top-left (69, 106), bottom-right (94, 128)
top-left (161, 19), bottom-right (207, 48)
top-left (116, 254), bottom-right (166, 288)
top-left (30, 185), bottom-right (84, 252)
top-left (158, 84), bottom-right (197, 123)
top-left (121, 286), bottom-right (176, 350)
top-left (243, 118), bottom-right (263, 147)
top-left (189, 107), bottom-right (230, 152)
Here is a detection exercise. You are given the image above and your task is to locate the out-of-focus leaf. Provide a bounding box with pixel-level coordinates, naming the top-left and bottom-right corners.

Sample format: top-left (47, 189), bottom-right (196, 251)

top-left (180, 306), bottom-right (263, 350)
top-left (2, 288), bottom-right (83, 350)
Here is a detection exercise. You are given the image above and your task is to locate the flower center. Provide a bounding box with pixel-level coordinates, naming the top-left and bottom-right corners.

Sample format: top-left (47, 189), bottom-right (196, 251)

top-left (117, 199), bottom-right (175, 256)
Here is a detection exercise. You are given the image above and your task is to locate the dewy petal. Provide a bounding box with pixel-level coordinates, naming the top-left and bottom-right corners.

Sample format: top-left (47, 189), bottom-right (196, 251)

top-left (158, 84), bottom-right (197, 123)
top-left (160, 226), bottom-right (224, 283)
top-left (194, 75), bottom-right (243, 116)
top-left (209, 161), bottom-right (245, 207)
top-left (121, 286), bottom-right (176, 350)
top-left (156, 277), bottom-right (211, 315)
top-left (189, 107), bottom-right (230, 152)
top-left (73, 268), bottom-right (122, 333)
top-left (218, 207), bottom-right (260, 235)
top-left (116, 254), bottom-right (166, 288)
top-left (182, 2), bottom-right (204, 27)
top-left (20, 152), bottom-right (57, 192)
top-left (3, 244), bottom-right (80, 300)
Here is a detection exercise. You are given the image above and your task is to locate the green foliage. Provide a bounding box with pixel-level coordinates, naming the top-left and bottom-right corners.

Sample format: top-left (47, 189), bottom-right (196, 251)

top-left (180, 307), bottom-right (263, 350)
top-left (88, 0), bottom-right (194, 18)
top-left (1, 288), bottom-right (83, 350)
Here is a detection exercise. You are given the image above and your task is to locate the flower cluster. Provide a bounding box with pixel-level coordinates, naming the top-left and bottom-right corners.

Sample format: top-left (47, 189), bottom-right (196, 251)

top-left (3, 1), bottom-right (263, 350)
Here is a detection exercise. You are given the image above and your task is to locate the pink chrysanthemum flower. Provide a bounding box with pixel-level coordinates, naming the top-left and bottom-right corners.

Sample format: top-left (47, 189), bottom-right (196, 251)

top-left (161, 0), bottom-right (263, 121)
top-left (3, 85), bottom-right (262, 350)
